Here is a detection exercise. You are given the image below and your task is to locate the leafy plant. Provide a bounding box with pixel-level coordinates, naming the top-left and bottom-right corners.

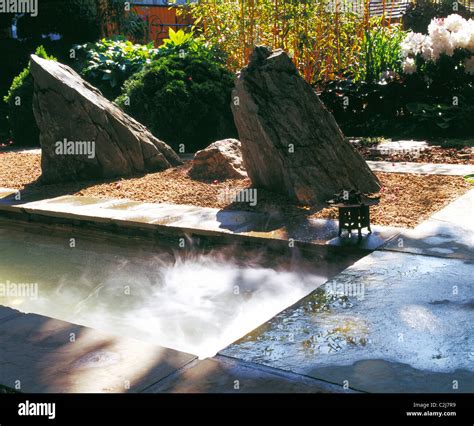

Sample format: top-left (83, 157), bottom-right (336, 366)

top-left (0, 39), bottom-right (33, 142)
top-left (318, 73), bottom-right (474, 138)
top-left (0, 0), bottom-right (147, 140)
top-left (318, 14), bottom-right (474, 139)
top-left (359, 22), bottom-right (406, 84)
top-left (72, 31), bottom-right (223, 100)
top-left (319, 78), bottom-right (407, 137)
top-left (73, 37), bottom-right (159, 99)
top-left (108, 1), bottom-right (148, 43)
top-left (3, 46), bottom-right (57, 147)
top-left (116, 44), bottom-right (237, 152)
top-left (162, 28), bottom-right (195, 50)
top-left (464, 174), bottom-right (474, 184)
top-left (156, 29), bottom-right (228, 63)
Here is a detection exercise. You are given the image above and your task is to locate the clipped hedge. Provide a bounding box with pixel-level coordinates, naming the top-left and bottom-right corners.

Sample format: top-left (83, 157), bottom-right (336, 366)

top-left (117, 47), bottom-right (237, 153)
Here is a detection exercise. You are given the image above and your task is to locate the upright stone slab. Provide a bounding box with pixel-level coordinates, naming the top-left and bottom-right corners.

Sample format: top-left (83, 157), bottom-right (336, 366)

top-left (30, 55), bottom-right (182, 184)
top-left (231, 47), bottom-right (381, 206)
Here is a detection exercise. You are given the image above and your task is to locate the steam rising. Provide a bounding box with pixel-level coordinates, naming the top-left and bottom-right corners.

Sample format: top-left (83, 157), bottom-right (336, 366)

top-left (0, 225), bottom-right (331, 359)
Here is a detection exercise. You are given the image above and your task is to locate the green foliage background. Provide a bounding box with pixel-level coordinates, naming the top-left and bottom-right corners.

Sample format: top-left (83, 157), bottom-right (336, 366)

top-left (3, 47), bottom-right (57, 147)
top-left (117, 36), bottom-right (237, 153)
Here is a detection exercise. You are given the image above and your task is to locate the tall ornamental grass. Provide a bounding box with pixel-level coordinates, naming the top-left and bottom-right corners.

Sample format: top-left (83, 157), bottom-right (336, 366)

top-left (178, 0), bottom-right (403, 83)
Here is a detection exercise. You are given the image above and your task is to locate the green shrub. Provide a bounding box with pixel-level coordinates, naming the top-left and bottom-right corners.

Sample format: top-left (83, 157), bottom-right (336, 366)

top-left (3, 46), bottom-right (57, 147)
top-left (72, 30), bottom-right (216, 101)
top-left (318, 75), bottom-right (474, 139)
top-left (318, 14), bottom-right (474, 139)
top-left (160, 28), bottom-right (196, 54)
top-left (359, 23), bottom-right (406, 84)
top-left (156, 28), bottom-right (227, 63)
top-left (0, 39), bottom-right (37, 142)
top-left (318, 78), bottom-right (410, 137)
top-left (73, 37), bottom-right (159, 100)
top-left (464, 174), bottom-right (474, 184)
top-left (117, 38), bottom-right (237, 152)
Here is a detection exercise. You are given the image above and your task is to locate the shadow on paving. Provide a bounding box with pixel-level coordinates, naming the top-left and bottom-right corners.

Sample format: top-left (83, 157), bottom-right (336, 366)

top-left (0, 306), bottom-right (195, 393)
top-left (0, 305), bottom-right (350, 393)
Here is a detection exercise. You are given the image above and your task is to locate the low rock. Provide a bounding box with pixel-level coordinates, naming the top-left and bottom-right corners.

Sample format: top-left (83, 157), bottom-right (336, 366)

top-left (189, 139), bottom-right (247, 180)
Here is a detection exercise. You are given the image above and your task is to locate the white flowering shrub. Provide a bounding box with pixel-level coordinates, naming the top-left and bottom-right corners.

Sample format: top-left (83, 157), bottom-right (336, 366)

top-left (401, 14), bottom-right (474, 75)
top-left (320, 13), bottom-right (474, 139)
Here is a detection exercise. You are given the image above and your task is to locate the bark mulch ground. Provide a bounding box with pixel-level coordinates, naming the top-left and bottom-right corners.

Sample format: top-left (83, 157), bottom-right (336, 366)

top-left (0, 152), bottom-right (471, 229)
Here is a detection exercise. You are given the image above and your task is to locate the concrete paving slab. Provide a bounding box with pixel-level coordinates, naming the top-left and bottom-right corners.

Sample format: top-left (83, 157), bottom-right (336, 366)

top-left (366, 161), bottom-right (474, 176)
top-left (221, 251), bottom-right (474, 393)
top-left (374, 140), bottom-right (429, 151)
top-left (0, 191), bottom-right (399, 250)
top-left (0, 188), bottom-right (20, 211)
top-left (0, 310), bottom-right (196, 393)
top-left (0, 188), bottom-right (17, 200)
top-left (18, 196), bottom-right (117, 223)
top-left (429, 189), bottom-right (474, 229)
top-left (326, 231), bottom-right (398, 251)
top-left (5, 195), bottom-right (262, 233)
top-left (381, 189), bottom-right (474, 260)
top-left (167, 209), bottom-right (274, 234)
top-left (382, 219), bottom-right (474, 260)
top-left (147, 355), bottom-right (351, 393)
top-left (265, 216), bottom-right (401, 250)
top-left (297, 359), bottom-right (474, 393)
top-left (368, 140), bottom-right (429, 158)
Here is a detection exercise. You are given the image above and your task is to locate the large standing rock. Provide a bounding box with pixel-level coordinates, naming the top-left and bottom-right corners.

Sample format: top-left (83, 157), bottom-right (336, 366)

top-left (30, 55), bottom-right (181, 183)
top-left (231, 47), bottom-right (381, 206)
top-left (189, 139), bottom-right (247, 180)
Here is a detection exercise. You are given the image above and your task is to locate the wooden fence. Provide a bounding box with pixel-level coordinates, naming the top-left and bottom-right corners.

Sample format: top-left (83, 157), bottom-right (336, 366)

top-left (132, 4), bottom-right (193, 45)
top-left (131, 0), bottom-right (474, 47)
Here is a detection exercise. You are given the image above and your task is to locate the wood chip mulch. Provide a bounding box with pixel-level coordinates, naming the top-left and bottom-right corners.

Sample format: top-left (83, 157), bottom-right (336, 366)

top-left (0, 152), bottom-right (471, 229)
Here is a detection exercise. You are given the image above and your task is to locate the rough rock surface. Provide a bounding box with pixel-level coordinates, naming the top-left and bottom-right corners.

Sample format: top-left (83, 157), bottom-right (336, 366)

top-left (189, 139), bottom-right (247, 180)
top-left (30, 55), bottom-right (181, 183)
top-left (231, 47), bottom-right (381, 206)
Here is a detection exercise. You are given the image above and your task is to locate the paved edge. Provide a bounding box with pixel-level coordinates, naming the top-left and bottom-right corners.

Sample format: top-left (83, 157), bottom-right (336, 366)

top-left (142, 354), bottom-right (355, 394)
top-left (0, 189), bottom-right (398, 255)
top-left (0, 305), bottom-right (350, 394)
top-left (366, 160), bottom-right (473, 176)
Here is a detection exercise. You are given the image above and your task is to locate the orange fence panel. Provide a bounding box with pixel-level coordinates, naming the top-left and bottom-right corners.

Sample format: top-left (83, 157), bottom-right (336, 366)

top-left (133, 6), bottom-right (194, 45)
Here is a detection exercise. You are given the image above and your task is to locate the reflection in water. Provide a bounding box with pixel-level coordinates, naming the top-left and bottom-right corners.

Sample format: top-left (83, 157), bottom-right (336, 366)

top-left (223, 251), bottom-right (474, 378)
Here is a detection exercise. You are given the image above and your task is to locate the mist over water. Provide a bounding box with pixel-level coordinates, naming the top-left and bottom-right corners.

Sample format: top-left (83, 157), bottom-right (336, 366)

top-left (0, 222), bottom-right (340, 359)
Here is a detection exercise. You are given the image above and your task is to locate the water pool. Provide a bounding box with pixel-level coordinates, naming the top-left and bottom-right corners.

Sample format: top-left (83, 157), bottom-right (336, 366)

top-left (0, 219), bottom-right (359, 359)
